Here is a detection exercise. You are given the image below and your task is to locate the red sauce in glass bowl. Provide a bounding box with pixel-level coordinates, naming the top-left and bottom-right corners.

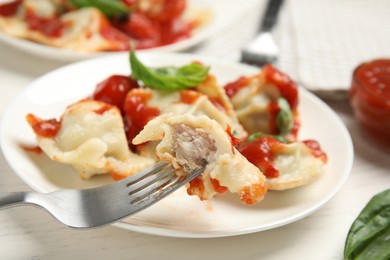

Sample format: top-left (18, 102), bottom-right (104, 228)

top-left (349, 59), bottom-right (390, 149)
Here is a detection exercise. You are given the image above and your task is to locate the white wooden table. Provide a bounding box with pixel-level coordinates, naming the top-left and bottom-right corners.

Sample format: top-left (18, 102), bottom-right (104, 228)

top-left (0, 1), bottom-right (389, 259)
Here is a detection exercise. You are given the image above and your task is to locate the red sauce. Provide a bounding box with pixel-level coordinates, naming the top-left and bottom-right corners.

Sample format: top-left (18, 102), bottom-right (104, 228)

top-left (224, 76), bottom-right (251, 98)
top-left (123, 90), bottom-right (160, 149)
top-left (210, 178), bottom-right (227, 194)
top-left (0, 0), bottom-right (21, 16)
top-left (268, 100), bottom-right (280, 135)
top-left (92, 75), bottom-right (139, 112)
top-left (187, 176), bottom-right (206, 199)
top-left (209, 98), bottom-right (227, 112)
top-left (289, 113), bottom-right (300, 141)
top-left (93, 104), bottom-right (113, 115)
top-left (263, 64), bottom-right (299, 110)
top-left (225, 125), bottom-right (240, 149)
top-left (24, 8), bottom-right (65, 38)
top-left (110, 172), bottom-right (126, 181)
top-left (99, 17), bottom-right (131, 51)
top-left (349, 59), bottom-right (390, 149)
top-left (21, 145), bottom-right (42, 154)
top-left (237, 137), bottom-right (282, 178)
top-left (26, 114), bottom-right (61, 138)
top-left (111, 6), bottom-right (192, 50)
top-left (158, 18), bottom-right (192, 47)
top-left (302, 140), bottom-right (328, 163)
top-left (180, 90), bottom-right (202, 104)
top-left (240, 183), bottom-right (267, 205)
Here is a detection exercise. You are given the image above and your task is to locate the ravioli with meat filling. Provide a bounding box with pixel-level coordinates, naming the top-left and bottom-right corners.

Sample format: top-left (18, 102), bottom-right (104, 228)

top-left (132, 113), bottom-right (267, 205)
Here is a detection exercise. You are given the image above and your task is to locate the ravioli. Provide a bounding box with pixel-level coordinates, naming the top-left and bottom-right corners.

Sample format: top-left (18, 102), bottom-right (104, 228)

top-left (0, 0), bottom-right (130, 52)
top-left (0, 0), bottom-right (199, 51)
top-left (133, 113), bottom-right (267, 205)
top-left (237, 136), bottom-right (327, 190)
top-left (26, 99), bottom-right (154, 180)
top-left (225, 65), bottom-right (300, 141)
top-left (124, 78), bottom-right (247, 157)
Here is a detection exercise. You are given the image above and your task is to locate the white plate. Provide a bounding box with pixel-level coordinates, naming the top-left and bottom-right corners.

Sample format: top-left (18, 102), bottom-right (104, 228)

top-left (0, 0), bottom-right (226, 61)
top-left (0, 53), bottom-right (354, 238)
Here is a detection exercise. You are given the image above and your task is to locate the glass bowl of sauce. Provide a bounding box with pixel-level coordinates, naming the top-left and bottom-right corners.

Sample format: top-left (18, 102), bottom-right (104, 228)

top-left (349, 59), bottom-right (390, 150)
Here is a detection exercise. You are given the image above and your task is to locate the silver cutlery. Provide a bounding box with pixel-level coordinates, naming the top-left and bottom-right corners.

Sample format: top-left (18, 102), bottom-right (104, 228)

top-left (241, 0), bottom-right (284, 66)
top-left (0, 162), bottom-right (204, 228)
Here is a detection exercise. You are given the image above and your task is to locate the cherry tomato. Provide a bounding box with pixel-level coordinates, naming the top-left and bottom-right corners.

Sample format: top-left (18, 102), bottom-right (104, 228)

top-left (92, 75), bottom-right (139, 111)
top-left (113, 12), bottom-right (160, 41)
top-left (123, 91), bottom-right (160, 151)
top-left (0, 0), bottom-right (21, 17)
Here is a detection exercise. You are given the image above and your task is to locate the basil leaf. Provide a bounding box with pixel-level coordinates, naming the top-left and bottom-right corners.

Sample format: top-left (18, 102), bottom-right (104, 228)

top-left (247, 132), bottom-right (288, 143)
top-left (70, 0), bottom-right (131, 17)
top-left (276, 97), bottom-right (293, 135)
top-left (344, 189), bottom-right (390, 260)
top-left (130, 49), bottom-right (210, 91)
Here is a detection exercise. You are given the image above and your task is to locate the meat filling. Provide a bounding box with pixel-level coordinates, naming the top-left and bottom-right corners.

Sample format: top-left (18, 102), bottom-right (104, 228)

top-left (173, 124), bottom-right (217, 173)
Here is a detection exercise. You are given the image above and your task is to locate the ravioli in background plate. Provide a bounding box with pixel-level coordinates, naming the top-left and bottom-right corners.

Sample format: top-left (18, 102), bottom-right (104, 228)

top-left (0, 0), bottom-right (216, 61)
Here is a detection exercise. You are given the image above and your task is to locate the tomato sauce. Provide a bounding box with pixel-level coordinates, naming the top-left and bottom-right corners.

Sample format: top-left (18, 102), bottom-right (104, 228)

top-left (237, 137), bottom-right (282, 178)
top-left (240, 183), bottom-right (267, 205)
top-left (225, 125), bottom-right (240, 149)
top-left (187, 176), bottom-right (206, 199)
top-left (210, 178), bottom-right (227, 194)
top-left (180, 90), bottom-right (202, 104)
top-left (21, 145), bottom-right (42, 154)
top-left (224, 76), bottom-right (251, 98)
top-left (93, 104), bottom-right (113, 115)
top-left (209, 98), bottom-right (227, 112)
top-left (0, 0), bottom-right (21, 16)
top-left (263, 65), bottom-right (299, 110)
top-left (26, 114), bottom-right (61, 138)
top-left (99, 18), bottom-right (132, 51)
top-left (123, 91), bottom-right (160, 150)
top-left (111, 0), bottom-right (192, 50)
top-left (24, 8), bottom-right (65, 38)
top-left (302, 140), bottom-right (327, 163)
top-left (349, 59), bottom-right (390, 149)
top-left (268, 100), bottom-right (280, 135)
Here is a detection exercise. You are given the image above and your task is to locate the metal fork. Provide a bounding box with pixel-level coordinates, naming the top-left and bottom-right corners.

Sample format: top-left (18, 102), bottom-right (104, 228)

top-left (0, 162), bottom-right (203, 228)
top-left (241, 0), bottom-right (284, 66)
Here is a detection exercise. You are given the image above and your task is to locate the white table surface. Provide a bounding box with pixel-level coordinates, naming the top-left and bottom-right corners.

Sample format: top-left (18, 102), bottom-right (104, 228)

top-left (0, 1), bottom-right (389, 259)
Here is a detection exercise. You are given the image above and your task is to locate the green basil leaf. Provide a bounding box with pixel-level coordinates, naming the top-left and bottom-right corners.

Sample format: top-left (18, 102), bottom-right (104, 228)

top-left (344, 189), bottom-right (390, 260)
top-left (276, 97), bottom-right (293, 135)
top-left (70, 0), bottom-right (131, 17)
top-left (130, 49), bottom-right (210, 91)
top-left (247, 132), bottom-right (289, 143)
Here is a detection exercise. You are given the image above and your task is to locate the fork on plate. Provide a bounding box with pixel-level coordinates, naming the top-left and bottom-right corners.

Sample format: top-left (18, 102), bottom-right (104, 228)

top-left (0, 162), bottom-right (204, 228)
top-left (241, 0), bottom-right (284, 66)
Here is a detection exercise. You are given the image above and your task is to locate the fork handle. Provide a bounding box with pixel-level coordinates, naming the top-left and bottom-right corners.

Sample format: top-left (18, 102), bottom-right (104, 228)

top-left (0, 192), bottom-right (28, 209)
top-left (260, 0), bottom-right (284, 32)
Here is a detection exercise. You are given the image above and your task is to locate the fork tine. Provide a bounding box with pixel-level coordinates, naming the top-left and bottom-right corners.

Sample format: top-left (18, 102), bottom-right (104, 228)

top-left (128, 166), bottom-right (204, 209)
top-left (127, 166), bottom-right (176, 198)
top-left (124, 161), bottom-right (168, 186)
